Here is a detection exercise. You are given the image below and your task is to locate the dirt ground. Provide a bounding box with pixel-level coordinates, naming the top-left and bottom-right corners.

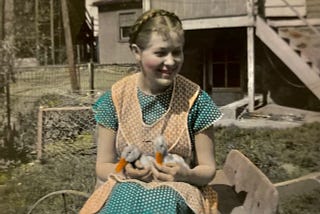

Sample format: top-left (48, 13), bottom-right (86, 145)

top-left (217, 103), bottom-right (320, 129)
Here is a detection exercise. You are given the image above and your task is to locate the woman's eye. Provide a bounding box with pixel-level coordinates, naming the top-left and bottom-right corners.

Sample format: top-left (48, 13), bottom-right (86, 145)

top-left (154, 51), bottom-right (166, 57)
top-left (172, 50), bottom-right (182, 56)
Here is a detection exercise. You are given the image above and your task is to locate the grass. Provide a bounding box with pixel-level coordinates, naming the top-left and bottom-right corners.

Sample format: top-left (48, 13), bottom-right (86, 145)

top-left (0, 135), bottom-right (96, 214)
top-left (214, 122), bottom-right (320, 183)
top-left (0, 123), bottom-right (319, 213)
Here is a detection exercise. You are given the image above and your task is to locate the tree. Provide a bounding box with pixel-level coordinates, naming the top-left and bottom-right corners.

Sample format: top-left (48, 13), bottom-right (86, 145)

top-left (61, 0), bottom-right (80, 92)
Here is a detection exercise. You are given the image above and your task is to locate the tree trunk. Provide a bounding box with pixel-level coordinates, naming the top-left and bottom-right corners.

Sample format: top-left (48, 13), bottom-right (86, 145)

top-left (0, 0), bottom-right (5, 93)
top-left (0, 0), bottom-right (4, 40)
top-left (61, 0), bottom-right (80, 92)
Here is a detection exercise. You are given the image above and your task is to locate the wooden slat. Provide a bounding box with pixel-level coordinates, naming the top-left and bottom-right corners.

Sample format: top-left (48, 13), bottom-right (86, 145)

top-left (151, 0), bottom-right (248, 19)
top-left (265, 6), bottom-right (306, 17)
top-left (267, 18), bottom-right (320, 27)
top-left (182, 16), bottom-right (254, 30)
top-left (265, 0), bottom-right (305, 7)
top-left (223, 150), bottom-right (279, 213)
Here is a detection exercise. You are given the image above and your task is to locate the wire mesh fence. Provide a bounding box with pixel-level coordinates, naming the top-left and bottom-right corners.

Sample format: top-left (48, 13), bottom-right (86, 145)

top-left (0, 63), bottom-right (134, 163)
top-left (37, 106), bottom-right (96, 160)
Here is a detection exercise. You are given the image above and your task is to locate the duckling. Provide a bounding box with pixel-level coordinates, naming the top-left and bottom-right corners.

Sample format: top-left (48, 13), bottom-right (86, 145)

top-left (115, 145), bottom-right (141, 173)
top-left (115, 145), bottom-right (154, 173)
top-left (153, 135), bottom-right (190, 169)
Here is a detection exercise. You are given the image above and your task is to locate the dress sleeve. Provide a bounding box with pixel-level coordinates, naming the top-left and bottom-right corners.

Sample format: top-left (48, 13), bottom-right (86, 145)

top-left (92, 90), bottom-right (118, 131)
top-left (189, 90), bottom-right (223, 134)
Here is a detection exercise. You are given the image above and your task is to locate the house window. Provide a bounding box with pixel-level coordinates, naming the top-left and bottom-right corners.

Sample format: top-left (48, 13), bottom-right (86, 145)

top-left (119, 12), bottom-right (136, 42)
top-left (212, 47), bottom-right (241, 88)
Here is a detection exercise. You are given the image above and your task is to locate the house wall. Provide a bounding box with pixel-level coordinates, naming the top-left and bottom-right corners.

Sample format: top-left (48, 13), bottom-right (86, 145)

top-left (150, 0), bottom-right (248, 19)
top-left (98, 8), bottom-right (141, 64)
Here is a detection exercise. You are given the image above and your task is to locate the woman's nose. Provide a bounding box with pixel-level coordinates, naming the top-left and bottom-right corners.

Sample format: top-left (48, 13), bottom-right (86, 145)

top-left (164, 53), bottom-right (175, 66)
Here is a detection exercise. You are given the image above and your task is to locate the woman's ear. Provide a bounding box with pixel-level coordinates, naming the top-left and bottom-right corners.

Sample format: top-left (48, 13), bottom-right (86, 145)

top-left (130, 44), bottom-right (142, 61)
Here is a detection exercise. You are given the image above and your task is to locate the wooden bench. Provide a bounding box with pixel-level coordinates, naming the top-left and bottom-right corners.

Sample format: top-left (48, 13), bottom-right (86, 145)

top-left (210, 150), bottom-right (279, 214)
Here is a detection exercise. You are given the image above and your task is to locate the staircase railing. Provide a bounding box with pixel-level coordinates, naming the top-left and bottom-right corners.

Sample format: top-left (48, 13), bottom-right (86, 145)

top-left (280, 0), bottom-right (320, 36)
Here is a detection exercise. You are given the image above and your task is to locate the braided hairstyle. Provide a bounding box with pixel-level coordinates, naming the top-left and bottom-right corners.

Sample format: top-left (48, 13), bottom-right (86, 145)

top-left (129, 9), bottom-right (184, 49)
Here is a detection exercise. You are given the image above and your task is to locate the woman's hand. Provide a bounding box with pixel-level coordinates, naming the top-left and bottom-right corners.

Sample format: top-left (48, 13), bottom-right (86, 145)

top-left (152, 162), bottom-right (190, 182)
top-left (125, 160), bottom-right (153, 182)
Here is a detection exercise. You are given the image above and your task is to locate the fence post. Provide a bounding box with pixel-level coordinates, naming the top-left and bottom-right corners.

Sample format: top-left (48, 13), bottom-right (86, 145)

top-left (5, 67), bottom-right (11, 129)
top-left (37, 106), bottom-right (44, 160)
top-left (88, 62), bottom-right (94, 96)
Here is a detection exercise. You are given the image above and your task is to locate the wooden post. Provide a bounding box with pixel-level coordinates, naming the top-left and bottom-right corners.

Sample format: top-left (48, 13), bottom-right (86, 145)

top-left (0, 0), bottom-right (4, 94)
top-left (76, 44), bottom-right (80, 64)
top-left (5, 67), bottom-right (11, 128)
top-left (50, 0), bottom-right (55, 64)
top-left (202, 50), bottom-right (207, 91)
top-left (61, 0), bottom-right (80, 92)
top-left (0, 0), bottom-right (4, 40)
top-left (89, 15), bottom-right (95, 61)
top-left (35, 0), bottom-right (40, 63)
top-left (88, 62), bottom-right (94, 96)
top-left (247, 26), bottom-right (255, 112)
top-left (37, 106), bottom-right (44, 160)
top-left (142, 0), bottom-right (151, 12)
top-left (247, 0), bottom-right (255, 112)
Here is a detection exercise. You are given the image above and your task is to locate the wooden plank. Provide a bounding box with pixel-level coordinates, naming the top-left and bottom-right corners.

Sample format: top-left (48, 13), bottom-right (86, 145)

top-left (151, 0), bottom-right (248, 19)
top-left (265, 0), bottom-right (305, 7)
top-left (223, 150), bottom-right (279, 213)
top-left (42, 106), bottom-right (91, 112)
top-left (182, 16), bottom-right (254, 30)
top-left (267, 18), bottom-right (320, 27)
top-left (265, 7), bottom-right (306, 17)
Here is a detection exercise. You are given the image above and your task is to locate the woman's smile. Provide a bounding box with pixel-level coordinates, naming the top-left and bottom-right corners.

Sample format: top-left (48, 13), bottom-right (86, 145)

top-left (158, 68), bottom-right (176, 77)
top-left (134, 31), bottom-right (184, 94)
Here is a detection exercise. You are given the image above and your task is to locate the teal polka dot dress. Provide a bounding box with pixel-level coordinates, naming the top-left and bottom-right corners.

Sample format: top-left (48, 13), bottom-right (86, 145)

top-left (93, 87), bottom-right (222, 214)
top-left (99, 183), bottom-right (193, 214)
top-left (93, 87), bottom-right (222, 142)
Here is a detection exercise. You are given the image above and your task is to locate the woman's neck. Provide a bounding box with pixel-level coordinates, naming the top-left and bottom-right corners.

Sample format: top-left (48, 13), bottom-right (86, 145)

top-left (137, 72), bottom-right (173, 95)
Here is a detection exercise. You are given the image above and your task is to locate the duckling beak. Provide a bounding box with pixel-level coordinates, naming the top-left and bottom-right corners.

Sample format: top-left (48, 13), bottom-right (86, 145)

top-left (155, 152), bottom-right (163, 165)
top-left (115, 158), bottom-right (128, 173)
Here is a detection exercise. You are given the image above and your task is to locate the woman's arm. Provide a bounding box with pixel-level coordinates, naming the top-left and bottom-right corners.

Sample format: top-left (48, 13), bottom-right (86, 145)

top-left (95, 125), bottom-right (120, 184)
top-left (152, 126), bottom-right (216, 186)
top-left (189, 125), bottom-right (217, 185)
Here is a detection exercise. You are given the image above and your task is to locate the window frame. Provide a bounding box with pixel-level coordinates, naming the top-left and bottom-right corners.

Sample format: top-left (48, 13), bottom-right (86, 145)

top-left (118, 11), bottom-right (136, 42)
top-left (211, 46), bottom-right (242, 90)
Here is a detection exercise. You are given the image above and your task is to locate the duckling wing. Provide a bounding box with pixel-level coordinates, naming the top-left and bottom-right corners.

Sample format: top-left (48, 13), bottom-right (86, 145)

top-left (140, 155), bottom-right (155, 168)
top-left (164, 154), bottom-right (190, 169)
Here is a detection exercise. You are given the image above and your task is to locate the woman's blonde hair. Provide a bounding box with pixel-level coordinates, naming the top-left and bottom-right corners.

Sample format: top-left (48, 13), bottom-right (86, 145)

top-left (129, 9), bottom-right (184, 49)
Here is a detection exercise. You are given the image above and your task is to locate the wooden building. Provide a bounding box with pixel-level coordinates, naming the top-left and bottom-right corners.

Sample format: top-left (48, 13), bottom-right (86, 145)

top-left (93, 0), bottom-right (320, 110)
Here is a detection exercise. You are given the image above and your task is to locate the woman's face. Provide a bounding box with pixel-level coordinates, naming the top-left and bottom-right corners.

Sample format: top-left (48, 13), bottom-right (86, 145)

top-left (133, 31), bottom-right (184, 93)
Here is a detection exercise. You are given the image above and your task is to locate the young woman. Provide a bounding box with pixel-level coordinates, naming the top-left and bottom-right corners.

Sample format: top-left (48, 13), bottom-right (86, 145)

top-left (81, 9), bottom-right (222, 214)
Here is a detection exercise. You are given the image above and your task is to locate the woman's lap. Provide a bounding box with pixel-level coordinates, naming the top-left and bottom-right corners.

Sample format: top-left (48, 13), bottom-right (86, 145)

top-left (98, 182), bottom-right (194, 214)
